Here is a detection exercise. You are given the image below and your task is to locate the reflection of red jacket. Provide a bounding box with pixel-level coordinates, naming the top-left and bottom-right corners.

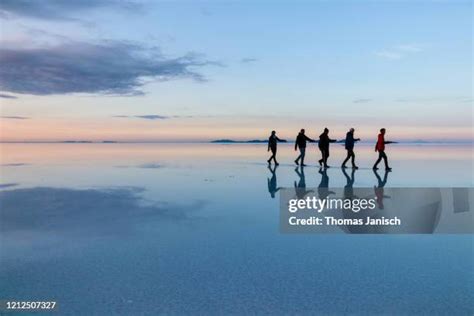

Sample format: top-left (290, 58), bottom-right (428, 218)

top-left (374, 187), bottom-right (384, 209)
top-left (375, 134), bottom-right (384, 152)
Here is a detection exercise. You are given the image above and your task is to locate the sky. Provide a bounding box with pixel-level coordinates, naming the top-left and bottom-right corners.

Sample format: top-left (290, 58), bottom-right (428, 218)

top-left (0, 0), bottom-right (472, 142)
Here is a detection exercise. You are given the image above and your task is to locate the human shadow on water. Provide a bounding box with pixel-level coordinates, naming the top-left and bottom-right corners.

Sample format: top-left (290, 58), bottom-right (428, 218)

top-left (267, 165), bottom-right (281, 199)
top-left (318, 167), bottom-right (335, 199)
top-left (294, 166), bottom-right (314, 199)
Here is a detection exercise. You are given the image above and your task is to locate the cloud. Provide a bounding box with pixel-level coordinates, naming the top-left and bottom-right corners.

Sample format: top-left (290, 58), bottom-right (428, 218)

top-left (241, 57), bottom-right (258, 63)
top-left (0, 93), bottom-right (17, 99)
top-left (137, 163), bottom-right (162, 169)
top-left (395, 96), bottom-right (471, 103)
top-left (1, 116), bottom-right (29, 119)
top-left (0, 186), bottom-right (206, 236)
top-left (0, 183), bottom-right (18, 189)
top-left (200, 7), bottom-right (213, 16)
top-left (113, 115), bottom-right (170, 120)
top-left (396, 44), bottom-right (422, 53)
top-left (113, 114), bottom-right (206, 120)
top-left (374, 51), bottom-right (402, 60)
top-left (0, 41), bottom-right (218, 96)
top-left (135, 115), bottom-right (169, 120)
top-left (0, 0), bottom-right (141, 21)
top-left (353, 98), bottom-right (372, 103)
top-left (375, 44), bottom-right (423, 60)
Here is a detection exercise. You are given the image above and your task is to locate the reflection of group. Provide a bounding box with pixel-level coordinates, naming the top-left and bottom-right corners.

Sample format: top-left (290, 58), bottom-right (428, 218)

top-left (267, 164), bottom-right (390, 201)
top-left (268, 128), bottom-right (395, 170)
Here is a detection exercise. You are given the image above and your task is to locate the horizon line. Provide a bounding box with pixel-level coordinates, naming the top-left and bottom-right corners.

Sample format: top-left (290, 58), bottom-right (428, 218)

top-left (0, 139), bottom-right (473, 144)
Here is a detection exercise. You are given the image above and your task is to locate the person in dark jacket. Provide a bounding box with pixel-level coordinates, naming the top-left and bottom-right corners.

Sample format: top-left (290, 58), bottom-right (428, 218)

top-left (294, 129), bottom-right (315, 166)
top-left (267, 130), bottom-right (286, 165)
top-left (373, 128), bottom-right (394, 171)
top-left (318, 128), bottom-right (337, 168)
top-left (341, 128), bottom-right (360, 169)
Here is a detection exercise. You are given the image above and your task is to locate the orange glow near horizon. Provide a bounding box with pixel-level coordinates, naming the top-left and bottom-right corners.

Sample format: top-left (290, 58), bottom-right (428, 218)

top-left (0, 117), bottom-right (472, 142)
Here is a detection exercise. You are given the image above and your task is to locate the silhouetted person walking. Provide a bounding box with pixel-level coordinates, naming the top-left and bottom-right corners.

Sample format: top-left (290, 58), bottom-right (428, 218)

top-left (294, 129), bottom-right (315, 166)
top-left (267, 130), bottom-right (286, 165)
top-left (318, 128), bottom-right (337, 168)
top-left (267, 164), bottom-right (281, 198)
top-left (373, 128), bottom-right (394, 171)
top-left (341, 128), bottom-right (360, 169)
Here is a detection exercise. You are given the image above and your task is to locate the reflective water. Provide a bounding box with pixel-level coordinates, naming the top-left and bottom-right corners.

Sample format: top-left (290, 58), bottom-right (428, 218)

top-left (0, 143), bottom-right (473, 315)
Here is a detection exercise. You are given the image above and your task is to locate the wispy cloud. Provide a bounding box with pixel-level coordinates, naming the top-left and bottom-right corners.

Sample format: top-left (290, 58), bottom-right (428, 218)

top-left (353, 98), bottom-right (372, 103)
top-left (112, 114), bottom-right (208, 120)
top-left (1, 116), bottom-right (29, 119)
top-left (0, 93), bottom-right (17, 99)
top-left (113, 115), bottom-right (170, 120)
top-left (375, 44), bottom-right (423, 60)
top-left (396, 96), bottom-right (471, 103)
top-left (0, 186), bottom-right (206, 237)
top-left (0, 0), bottom-right (141, 21)
top-left (241, 57), bottom-right (258, 64)
top-left (0, 41), bottom-right (219, 96)
top-left (200, 7), bottom-right (212, 17)
top-left (137, 163), bottom-right (162, 169)
top-left (0, 183), bottom-right (18, 189)
top-left (135, 115), bottom-right (169, 120)
top-left (396, 44), bottom-right (422, 53)
top-left (374, 51), bottom-right (402, 60)
top-left (1, 163), bottom-right (29, 166)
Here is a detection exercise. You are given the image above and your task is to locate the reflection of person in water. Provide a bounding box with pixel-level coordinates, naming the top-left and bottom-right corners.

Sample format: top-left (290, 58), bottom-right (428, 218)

top-left (373, 128), bottom-right (394, 171)
top-left (342, 167), bottom-right (356, 200)
top-left (267, 164), bottom-right (281, 198)
top-left (318, 167), bottom-right (335, 199)
top-left (373, 169), bottom-right (390, 209)
top-left (318, 128), bottom-right (337, 168)
top-left (294, 129), bottom-right (316, 166)
top-left (341, 128), bottom-right (360, 169)
top-left (267, 130), bottom-right (286, 166)
top-left (294, 166), bottom-right (313, 199)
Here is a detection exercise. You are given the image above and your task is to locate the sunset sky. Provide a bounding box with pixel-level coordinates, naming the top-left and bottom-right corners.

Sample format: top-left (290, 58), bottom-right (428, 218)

top-left (0, 0), bottom-right (472, 142)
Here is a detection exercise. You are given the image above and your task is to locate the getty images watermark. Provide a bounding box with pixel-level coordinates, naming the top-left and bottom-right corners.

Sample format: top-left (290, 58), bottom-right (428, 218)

top-left (279, 188), bottom-right (473, 234)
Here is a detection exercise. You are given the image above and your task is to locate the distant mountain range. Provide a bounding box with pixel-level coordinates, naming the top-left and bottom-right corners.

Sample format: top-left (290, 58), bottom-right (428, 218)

top-left (62, 140), bottom-right (117, 143)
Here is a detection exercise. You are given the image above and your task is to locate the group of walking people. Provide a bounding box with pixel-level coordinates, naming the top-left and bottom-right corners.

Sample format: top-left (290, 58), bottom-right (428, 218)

top-left (267, 128), bottom-right (394, 170)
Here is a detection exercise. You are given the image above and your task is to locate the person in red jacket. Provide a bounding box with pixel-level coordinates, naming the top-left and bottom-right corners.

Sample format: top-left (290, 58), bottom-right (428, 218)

top-left (373, 128), bottom-right (394, 171)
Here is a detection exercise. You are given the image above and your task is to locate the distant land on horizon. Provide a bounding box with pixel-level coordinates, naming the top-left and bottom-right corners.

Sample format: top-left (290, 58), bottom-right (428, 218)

top-left (211, 139), bottom-right (267, 143)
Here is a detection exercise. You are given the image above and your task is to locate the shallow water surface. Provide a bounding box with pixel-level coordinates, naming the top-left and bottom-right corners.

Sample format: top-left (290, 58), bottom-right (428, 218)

top-left (0, 143), bottom-right (473, 315)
